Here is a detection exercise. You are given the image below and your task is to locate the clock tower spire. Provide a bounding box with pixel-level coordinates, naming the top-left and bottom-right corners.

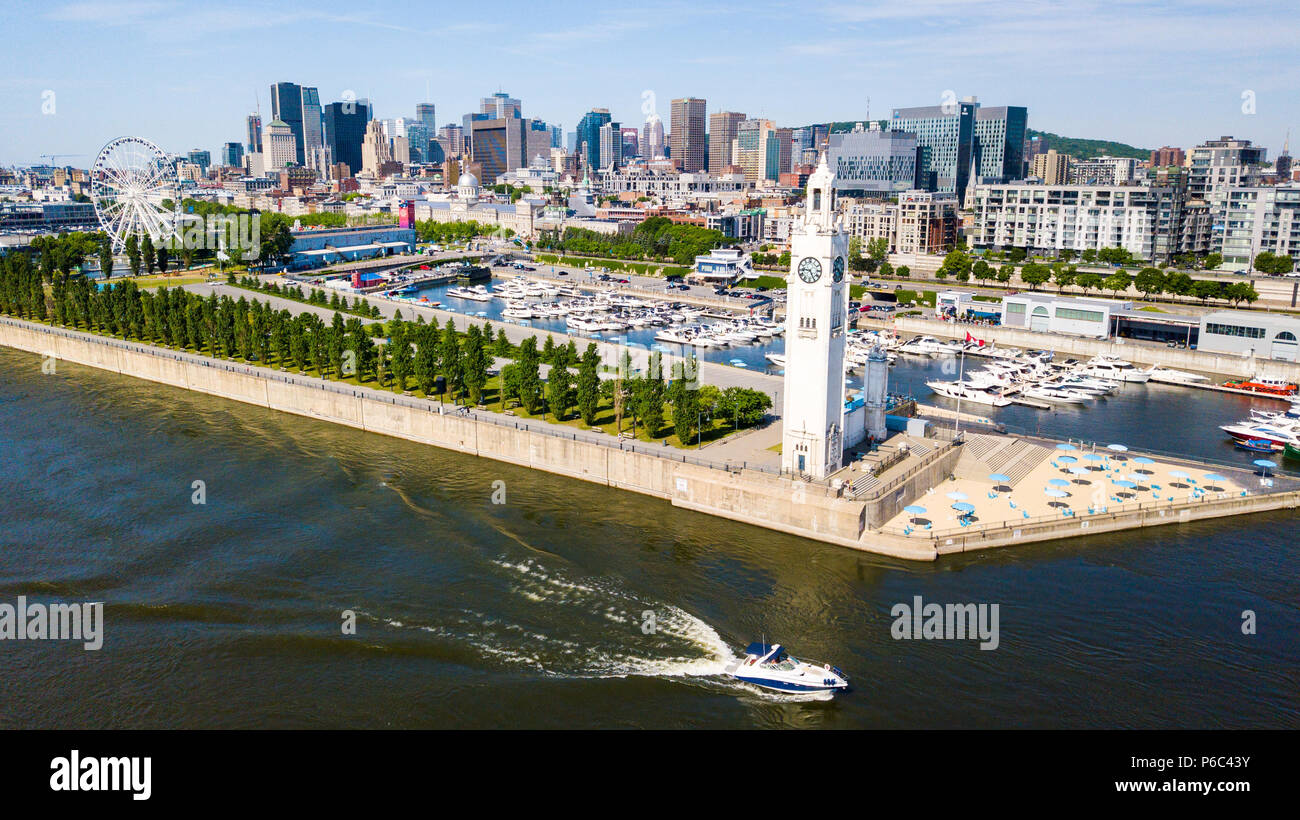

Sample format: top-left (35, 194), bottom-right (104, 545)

top-left (781, 153), bottom-right (849, 479)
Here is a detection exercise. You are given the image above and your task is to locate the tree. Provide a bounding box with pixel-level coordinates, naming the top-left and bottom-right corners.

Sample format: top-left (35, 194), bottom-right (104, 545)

top-left (670, 365), bottom-right (701, 444)
top-left (1191, 279), bottom-right (1222, 304)
top-left (972, 259), bottom-right (993, 283)
top-left (1164, 272), bottom-right (1193, 296)
top-left (545, 362), bottom-right (572, 421)
top-left (1203, 252), bottom-right (1223, 271)
top-left (413, 323), bottom-right (438, 395)
top-left (896, 265), bottom-right (911, 278)
top-left (516, 336), bottom-right (543, 414)
top-left (142, 234), bottom-right (156, 275)
top-left (1226, 281), bottom-right (1259, 306)
top-left (1007, 247), bottom-right (1027, 263)
top-left (439, 318), bottom-right (464, 401)
top-left (1103, 271), bottom-right (1131, 296)
top-left (462, 324), bottom-right (488, 404)
top-left (996, 264), bottom-right (1013, 283)
top-left (389, 322), bottom-right (414, 392)
top-left (125, 234), bottom-right (141, 277)
top-left (865, 237), bottom-right (889, 263)
top-left (1051, 262), bottom-right (1075, 293)
top-left (1021, 263), bottom-right (1050, 290)
top-left (99, 237), bottom-right (114, 281)
top-left (1133, 267), bottom-right (1166, 297)
top-left (576, 343), bottom-right (600, 425)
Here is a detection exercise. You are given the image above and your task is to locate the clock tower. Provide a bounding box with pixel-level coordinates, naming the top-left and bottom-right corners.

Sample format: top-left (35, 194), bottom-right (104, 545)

top-left (781, 154), bottom-right (849, 479)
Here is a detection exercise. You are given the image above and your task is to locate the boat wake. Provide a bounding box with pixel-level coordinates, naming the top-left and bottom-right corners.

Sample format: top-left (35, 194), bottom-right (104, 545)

top-left (356, 556), bottom-right (737, 683)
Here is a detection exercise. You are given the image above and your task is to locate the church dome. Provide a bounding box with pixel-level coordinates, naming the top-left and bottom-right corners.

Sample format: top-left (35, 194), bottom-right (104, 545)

top-left (459, 171), bottom-right (479, 189)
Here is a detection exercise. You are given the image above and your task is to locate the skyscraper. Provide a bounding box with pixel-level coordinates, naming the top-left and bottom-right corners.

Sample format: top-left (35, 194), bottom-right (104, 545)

top-left (301, 87), bottom-right (324, 161)
top-left (415, 103), bottom-right (436, 133)
top-left (972, 105), bottom-right (1028, 184)
top-left (480, 93), bottom-right (521, 119)
top-left (263, 119), bottom-right (297, 172)
top-left (221, 142), bottom-right (244, 168)
top-left (642, 115), bottom-right (665, 160)
top-left (577, 108), bottom-right (612, 172)
top-left (323, 99), bottom-right (371, 177)
top-left (670, 97), bottom-right (707, 172)
top-left (246, 114), bottom-right (263, 155)
top-left (736, 119), bottom-right (777, 182)
top-left (270, 82), bottom-right (305, 165)
top-left (709, 111), bottom-right (746, 172)
top-left (599, 121), bottom-right (623, 169)
top-left (890, 99), bottom-right (976, 201)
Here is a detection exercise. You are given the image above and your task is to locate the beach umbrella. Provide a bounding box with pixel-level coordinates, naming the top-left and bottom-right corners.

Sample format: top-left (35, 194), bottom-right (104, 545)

top-left (1048, 478), bottom-right (1069, 487)
top-left (1057, 455), bottom-right (1078, 464)
top-left (1169, 470), bottom-right (1191, 479)
top-left (1254, 459), bottom-right (1277, 475)
top-left (1107, 444), bottom-right (1129, 452)
top-left (1083, 453), bottom-right (1105, 461)
top-left (1114, 480), bottom-right (1137, 489)
top-left (1133, 456), bottom-right (1155, 465)
top-left (951, 502), bottom-right (976, 513)
top-left (1055, 443), bottom-right (1077, 451)
top-left (903, 505), bottom-right (927, 514)
top-left (988, 473), bottom-right (1010, 483)
top-left (1202, 474), bottom-right (1227, 483)
top-left (1068, 466), bottom-right (1089, 476)
top-left (1124, 473), bottom-right (1147, 483)
top-left (1044, 488), bottom-right (1069, 497)
top-left (946, 490), bottom-right (969, 501)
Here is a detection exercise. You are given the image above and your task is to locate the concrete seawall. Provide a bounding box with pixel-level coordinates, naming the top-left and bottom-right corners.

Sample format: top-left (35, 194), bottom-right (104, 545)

top-left (0, 318), bottom-right (928, 559)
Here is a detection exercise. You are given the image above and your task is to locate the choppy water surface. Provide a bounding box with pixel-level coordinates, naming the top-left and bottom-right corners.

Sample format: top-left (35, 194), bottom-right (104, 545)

top-left (0, 347), bottom-right (1295, 728)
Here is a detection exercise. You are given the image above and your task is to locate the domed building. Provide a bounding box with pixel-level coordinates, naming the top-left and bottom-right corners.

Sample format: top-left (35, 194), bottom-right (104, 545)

top-left (456, 171), bottom-right (480, 203)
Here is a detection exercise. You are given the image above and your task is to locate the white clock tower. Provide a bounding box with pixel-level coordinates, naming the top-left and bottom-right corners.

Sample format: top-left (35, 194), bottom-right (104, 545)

top-left (781, 154), bottom-right (849, 479)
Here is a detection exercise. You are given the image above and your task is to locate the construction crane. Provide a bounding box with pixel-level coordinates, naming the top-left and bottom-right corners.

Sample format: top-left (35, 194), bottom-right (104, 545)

top-left (38, 153), bottom-right (85, 165)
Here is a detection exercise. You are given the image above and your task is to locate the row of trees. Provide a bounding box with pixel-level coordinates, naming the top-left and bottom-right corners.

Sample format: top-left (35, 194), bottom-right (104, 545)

top-left (0, 251), bottom-right (773, 445)
top-left (934, 248), bottom-right (1259, 305)
top-left (413, 219), bottom-right (507, 244)
top-left (534, 217), bottom-right (731, 266)
top-left (237, 276), bottom-right (385, 320)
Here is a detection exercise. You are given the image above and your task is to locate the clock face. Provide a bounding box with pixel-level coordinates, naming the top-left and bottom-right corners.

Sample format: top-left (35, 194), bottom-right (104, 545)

top-left (832, 256), bottom-right (845, 282)
top-left (797, 256), bottom-right (822, 283)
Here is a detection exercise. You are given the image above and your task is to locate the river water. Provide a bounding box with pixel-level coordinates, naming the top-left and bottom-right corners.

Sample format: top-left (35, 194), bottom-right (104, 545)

top-left (1, 346), bottom-right (1296, 729)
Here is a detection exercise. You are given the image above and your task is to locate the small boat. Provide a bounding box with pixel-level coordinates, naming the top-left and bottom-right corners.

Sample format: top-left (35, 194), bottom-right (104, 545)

top-left (724, 642), bottom-right (849, 694)
top-left (1223, 376), bottom-right (1299, 396)
top-left (1235, 438), bottom-right (1278, 453)
top-left (1284, 442), bottom-right (1300, 460)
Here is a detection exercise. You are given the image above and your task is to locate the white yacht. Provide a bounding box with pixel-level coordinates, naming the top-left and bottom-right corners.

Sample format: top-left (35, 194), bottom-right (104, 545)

top-left (1085, 355), bottom-right (1151, 383)
top-left (723, 642), bottom-right (849, 694)
top-left (1023, 384), bottom-right (1088, 404)
top-left (1147, 366), bottom-right (1210, 385)
top-left (926, 379), bottom-right (1013, 406)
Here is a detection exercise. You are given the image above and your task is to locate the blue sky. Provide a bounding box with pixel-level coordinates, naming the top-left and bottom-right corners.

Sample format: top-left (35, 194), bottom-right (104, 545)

top-left (2, 0), bottom-right (1298, 165)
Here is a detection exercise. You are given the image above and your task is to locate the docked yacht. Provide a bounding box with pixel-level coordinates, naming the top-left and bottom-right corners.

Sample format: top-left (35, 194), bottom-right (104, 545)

top-left (445, 285), bottom-right (493, 302)
top-left (723, 642), bottom-right (849, 694)
top-left (764, 352), bottom-right (787, 368)
top-left (1023, 384), bottom-right (1088, 404)
top-left (926, 379), bottom-right (1013, 406)
top-left (1085, 355), bottom-right (1151, 383)
top-left (1146, 366), bottom-right (1210, 385)
top-left (1219, 418), bottom-right (1300, 450)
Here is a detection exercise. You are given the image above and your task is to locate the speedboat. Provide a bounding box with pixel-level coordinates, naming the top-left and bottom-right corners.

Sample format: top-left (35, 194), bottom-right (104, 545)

top-left (724, 642), bottom-right (849, 694)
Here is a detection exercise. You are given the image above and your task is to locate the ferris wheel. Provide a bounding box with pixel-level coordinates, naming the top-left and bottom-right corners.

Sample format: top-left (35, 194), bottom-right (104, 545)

top-left (90, 136), bottom-right (179, 251)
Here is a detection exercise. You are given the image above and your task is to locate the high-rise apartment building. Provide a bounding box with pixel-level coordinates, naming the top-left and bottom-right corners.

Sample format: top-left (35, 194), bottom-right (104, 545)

top-left (736, 119), bottom-right (777, 182)
top-left (1220, 186), bottom-right (1300, 271)
top-left (1031, 149), bottom-right (1071, 184)
top-left (621, 127), bottom-right (640, 159)
top-left (1150, 146), bottom-right (1186, 168)
top-left (670, 97), bottom-right (707, 172)
top-left (709, 112), bottom-right (746, 172)
top-left (1188, 136), bottom-right (1266, 199)
top-left (269, 82), bottom-right (305, 165)
top-left (599, 121), bottom-right (623, 169)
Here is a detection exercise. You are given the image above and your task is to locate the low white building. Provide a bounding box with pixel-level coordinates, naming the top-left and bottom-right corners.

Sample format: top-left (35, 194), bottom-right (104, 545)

top-left (1000, 292), bottom-right (1129, 338)
top-left (1197, 310), bottom-right (1300, 362)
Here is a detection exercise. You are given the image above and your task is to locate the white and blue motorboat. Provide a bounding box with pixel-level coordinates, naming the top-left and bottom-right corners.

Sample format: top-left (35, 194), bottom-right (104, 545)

top-left (724, 642), bottom-right (849, 694)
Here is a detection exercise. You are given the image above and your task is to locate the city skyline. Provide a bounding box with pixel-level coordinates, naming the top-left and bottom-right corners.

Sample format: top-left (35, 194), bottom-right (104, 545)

top-left (2, 0), bottom-right (1299, 165)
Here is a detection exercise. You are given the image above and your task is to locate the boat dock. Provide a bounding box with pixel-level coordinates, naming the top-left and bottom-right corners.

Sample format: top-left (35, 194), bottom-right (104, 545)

top-left (1009, 396), bottom-right (1052, 410)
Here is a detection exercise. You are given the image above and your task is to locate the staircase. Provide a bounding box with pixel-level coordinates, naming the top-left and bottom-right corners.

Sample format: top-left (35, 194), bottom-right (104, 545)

top-left (955, 434), bottom-right (1052, 488)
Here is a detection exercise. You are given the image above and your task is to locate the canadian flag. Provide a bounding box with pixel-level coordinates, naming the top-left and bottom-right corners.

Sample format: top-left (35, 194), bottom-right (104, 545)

top-left (965, 331), bottom-right (985, 347)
